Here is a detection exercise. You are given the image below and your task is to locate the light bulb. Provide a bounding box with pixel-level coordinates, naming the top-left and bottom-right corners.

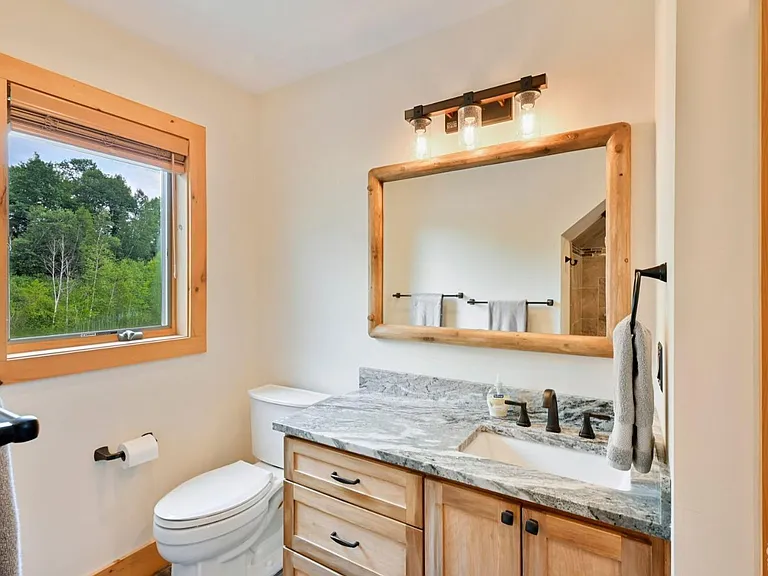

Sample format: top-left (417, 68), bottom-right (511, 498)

top-left (461, 118), bottom-right (478, 149)
top-left (409, 117), bottom-right (432, 160)
top-left (458, 104), bottom-right (482, 150)
top-left (414, 132), bottom-right (429, 159)
top-left (520, 109), bottom-right (538, 139)
top-left (514, 89), bottom-right (541, 140)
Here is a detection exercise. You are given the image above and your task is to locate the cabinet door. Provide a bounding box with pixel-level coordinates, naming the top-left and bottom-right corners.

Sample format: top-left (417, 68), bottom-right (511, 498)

top-left (425, 479), bottom-right (521, 576)
top-left (522, 508), bottom-right (652, 576)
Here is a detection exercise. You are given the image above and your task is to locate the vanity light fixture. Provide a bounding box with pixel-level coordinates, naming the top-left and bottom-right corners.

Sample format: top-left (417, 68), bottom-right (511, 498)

top-left (408, 106), bottom-right (432, 160)
top-left (515, 76), bottom-right (542, 139)
top-left (404, 74), bottom-right (547, 155)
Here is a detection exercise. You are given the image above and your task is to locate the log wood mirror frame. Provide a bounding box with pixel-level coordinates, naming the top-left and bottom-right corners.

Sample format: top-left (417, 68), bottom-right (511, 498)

top-left (367, 123), bottom-right (631, 358)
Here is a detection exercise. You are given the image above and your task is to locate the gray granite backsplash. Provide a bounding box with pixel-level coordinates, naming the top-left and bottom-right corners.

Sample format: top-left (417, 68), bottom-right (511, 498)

top-left (360, 367), bottom-right (616, 434)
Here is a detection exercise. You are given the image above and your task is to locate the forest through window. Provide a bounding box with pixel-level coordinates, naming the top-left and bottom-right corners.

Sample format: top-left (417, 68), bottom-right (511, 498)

top-left (8, 131), bottom-right (170, 341)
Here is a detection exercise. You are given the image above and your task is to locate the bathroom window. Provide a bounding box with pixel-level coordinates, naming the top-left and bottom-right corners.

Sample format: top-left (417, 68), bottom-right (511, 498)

top-left (7, 132), bottom-right (174, 347)
top-left (0, 55), bottom-right (207, 382)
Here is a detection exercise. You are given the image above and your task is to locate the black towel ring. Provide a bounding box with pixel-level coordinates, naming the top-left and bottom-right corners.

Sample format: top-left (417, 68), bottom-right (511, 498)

top-left (629, 263), bottom-right (668, 377)
top-left (629, 264), bottom-right (668, 335)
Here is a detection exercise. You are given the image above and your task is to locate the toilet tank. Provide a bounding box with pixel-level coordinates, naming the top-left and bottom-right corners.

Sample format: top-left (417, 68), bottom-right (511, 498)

top-left (249, 385), bottom-right (329, 468)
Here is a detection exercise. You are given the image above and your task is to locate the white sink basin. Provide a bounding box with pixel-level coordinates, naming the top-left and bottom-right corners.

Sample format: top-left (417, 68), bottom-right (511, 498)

top-left (460, 432), bottom-right (632, 492)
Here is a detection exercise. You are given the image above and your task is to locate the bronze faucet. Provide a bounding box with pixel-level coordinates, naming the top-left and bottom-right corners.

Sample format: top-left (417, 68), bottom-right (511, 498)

top-left (543, 389), bottom-right (561, 433)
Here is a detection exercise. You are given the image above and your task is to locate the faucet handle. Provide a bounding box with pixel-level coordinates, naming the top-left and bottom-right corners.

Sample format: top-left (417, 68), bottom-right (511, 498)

top-left (579, 412), bottom-right (612, 439)
top-left (504, 400), bottom-right (531, 427)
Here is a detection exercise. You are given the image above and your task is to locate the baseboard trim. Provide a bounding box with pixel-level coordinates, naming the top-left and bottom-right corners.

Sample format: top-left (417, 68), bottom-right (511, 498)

top-left (92, 541), bottom-right (169, 576)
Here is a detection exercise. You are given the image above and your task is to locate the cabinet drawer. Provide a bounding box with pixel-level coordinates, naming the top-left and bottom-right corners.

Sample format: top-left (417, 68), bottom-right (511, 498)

top-left (285, 482), bottom-right (424, 576)
top-left (284, 547), bottom-right (343, 576)
top-left (285, 437), bottom-right (424, 528)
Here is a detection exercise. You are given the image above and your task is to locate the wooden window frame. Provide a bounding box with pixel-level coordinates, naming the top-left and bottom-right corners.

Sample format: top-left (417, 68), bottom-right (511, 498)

top-left (0, 54), bottom-right (206, 383)
top-left (368, 122), bottom-right (631, 358)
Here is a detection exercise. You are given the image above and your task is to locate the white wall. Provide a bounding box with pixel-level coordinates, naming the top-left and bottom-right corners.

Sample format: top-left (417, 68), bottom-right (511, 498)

top-left (0, 1), bottom-right (263, 574)
top-left (253, 0), bottom-right (656, 399)
top-left (383, 149), bottom-right (606, 333)
top-left (664, 0), bottom-right (761, 573)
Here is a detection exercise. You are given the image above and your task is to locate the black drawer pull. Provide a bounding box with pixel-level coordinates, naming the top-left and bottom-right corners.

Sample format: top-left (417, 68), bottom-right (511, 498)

top-left (330, 532), bottom-right (360, 548)
top-left (330, 471), bottom-right (361, 485)
top-left (501, 510), bottom-right (515, 525)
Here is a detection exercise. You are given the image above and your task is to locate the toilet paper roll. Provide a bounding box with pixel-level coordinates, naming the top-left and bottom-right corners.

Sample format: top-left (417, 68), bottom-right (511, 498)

top-left (118, 433), bottom-right (159, 469)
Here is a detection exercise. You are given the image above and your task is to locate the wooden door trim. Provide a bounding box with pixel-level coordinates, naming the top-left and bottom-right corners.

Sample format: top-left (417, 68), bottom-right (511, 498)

top-left (762, 0), bottom-right (768, 572)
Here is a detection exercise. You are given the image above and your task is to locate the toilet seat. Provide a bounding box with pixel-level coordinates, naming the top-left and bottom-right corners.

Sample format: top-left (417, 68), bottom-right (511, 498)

top-left (154, 490), bottom-right (273, 548)
top-left (154, 461), bottom-right (273, 530)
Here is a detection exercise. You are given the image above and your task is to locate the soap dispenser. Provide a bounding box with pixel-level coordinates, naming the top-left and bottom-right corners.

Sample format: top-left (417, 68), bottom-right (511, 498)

top-left (487, 375), bottom-right (511, 418)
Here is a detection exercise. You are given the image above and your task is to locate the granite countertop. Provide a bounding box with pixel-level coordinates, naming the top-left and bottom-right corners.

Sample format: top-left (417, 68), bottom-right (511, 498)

top-left (273, 369), bottom-right (671, 540)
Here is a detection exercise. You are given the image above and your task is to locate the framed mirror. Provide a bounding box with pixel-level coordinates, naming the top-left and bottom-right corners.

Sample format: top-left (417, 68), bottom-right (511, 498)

top-left (367, 123), bottom-right (631, 357)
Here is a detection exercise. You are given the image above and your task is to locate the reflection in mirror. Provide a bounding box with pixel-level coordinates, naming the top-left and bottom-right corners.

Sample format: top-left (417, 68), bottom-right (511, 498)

top-left (383, 147), bottom-right (607, 336)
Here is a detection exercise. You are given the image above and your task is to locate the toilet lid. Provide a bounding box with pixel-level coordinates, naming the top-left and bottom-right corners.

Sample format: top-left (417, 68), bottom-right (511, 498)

top-left (154, 461), bottom-right (273, 527)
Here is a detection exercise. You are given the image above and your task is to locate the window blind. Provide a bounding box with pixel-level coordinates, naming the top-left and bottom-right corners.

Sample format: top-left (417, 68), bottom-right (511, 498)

top-left (8, 84), bottom-right (188, 172)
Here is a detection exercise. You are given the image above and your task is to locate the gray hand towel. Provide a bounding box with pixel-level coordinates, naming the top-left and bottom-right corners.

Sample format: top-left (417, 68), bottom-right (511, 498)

top-left (410, 294), bottom-right (443, 327)
top-left (607, 316), bottom-right (655, 473)
top-left (0, 400), bottom-right (20, 576)
top-left (488, 301), bottom-right (527, 332)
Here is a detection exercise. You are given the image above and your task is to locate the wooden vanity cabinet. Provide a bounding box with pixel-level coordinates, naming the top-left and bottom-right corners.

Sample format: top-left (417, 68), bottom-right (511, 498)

top-left (424, 479), bottom-right (667, 576)
top-left (283, 439), bottom-right (669, 576)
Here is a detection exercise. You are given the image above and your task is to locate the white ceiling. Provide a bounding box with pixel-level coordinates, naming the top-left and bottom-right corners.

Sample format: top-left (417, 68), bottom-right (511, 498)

top-left (65, 0), bottom-right (514, 94)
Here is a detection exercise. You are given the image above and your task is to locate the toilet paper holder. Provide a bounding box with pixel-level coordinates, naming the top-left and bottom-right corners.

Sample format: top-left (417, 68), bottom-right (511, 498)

top-left (94, 432), bottom-right (155, 463)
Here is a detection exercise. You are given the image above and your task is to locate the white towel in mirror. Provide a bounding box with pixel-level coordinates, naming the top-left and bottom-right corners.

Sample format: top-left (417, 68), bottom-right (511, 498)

top-left (410, 294), bottom-right (443, 327)
top-left (488, 300), bottom-right (527, 332)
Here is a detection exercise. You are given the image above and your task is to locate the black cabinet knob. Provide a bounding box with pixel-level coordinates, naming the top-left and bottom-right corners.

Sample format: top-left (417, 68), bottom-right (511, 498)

top-left (500, 510), bottom-right (515, 526)
top-left (525, 519), bottom-right (540, 535)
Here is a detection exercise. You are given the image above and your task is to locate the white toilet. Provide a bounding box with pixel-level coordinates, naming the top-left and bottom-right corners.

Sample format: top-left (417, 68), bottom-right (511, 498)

top-left (153, 385), bottom-right (329, 576)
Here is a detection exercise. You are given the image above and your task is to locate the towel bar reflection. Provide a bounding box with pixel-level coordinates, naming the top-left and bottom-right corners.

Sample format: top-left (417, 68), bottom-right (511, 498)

top-left (467, 299), bottom-right (554, 306)
top-left (392, 292), bottom-right (465, 299)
